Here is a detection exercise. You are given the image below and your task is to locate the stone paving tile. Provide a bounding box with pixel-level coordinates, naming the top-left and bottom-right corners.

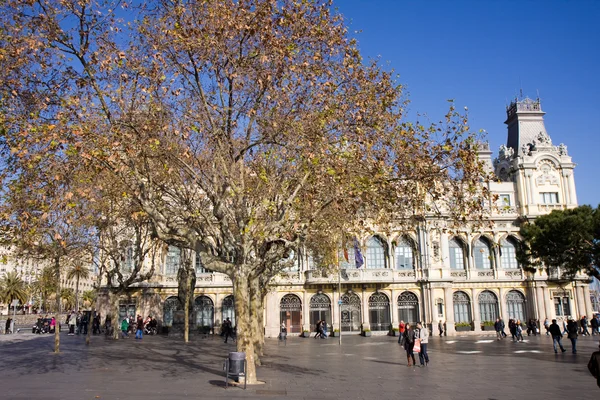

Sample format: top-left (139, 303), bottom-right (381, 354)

top-left (0, 332), bottom-right (598, 399)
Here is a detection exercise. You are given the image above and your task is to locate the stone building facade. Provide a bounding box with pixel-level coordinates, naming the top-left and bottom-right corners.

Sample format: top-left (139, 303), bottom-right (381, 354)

top-left (98, 97), bottom-right (595, 336)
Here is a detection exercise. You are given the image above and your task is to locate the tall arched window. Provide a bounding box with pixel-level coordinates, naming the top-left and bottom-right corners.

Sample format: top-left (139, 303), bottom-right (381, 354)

top-left (478, 290), bottom-right (499, 323)
top-left (395, 237), bottom-right (414, 270)
top-left (222, 295), bottom-right (235, 327)
top-left (397, 291), bottom-right (419, 324)
top-left (280, 294), bottom-right (302, 333)
top-left (474, 238), bottom-right (492, 269)
top-left (501, 238), bottom-right (519, 269)
top-left (369, 292), bottom-right (391, 331)
top-left (194, 296), bottom-right (214, 328)
top-left (163, 296), bottom-right (182, 327)
top-left (309, 293), bottom-right (331, 332)
top-left (453, 291), bottom-right (471, 323)
top-left (366, 236), bottom-right (386, 269)
top-left (340, 292), bottom-right (361, 332)
top-left (449, 238), bottom-right (465, 270)
top-left (506, 290), bottom-right (526, 321)
top-left (165, 245), bottom-right (180, 275)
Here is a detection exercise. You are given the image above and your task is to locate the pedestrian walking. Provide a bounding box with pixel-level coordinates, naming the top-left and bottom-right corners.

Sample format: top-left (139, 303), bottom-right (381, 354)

top-left (567, 318), bottom-right (578, 354)
top-left (494, 318), bottom-right (503, 341)
top-left (403, 322), bottom-right (416, 367)
top-left (438, 320), bottom-right (444, 337)
top-left (544, 318), bottom-right (550, 335)
top-left (5, 318), bottom-right (12, 334)
top-left (591, 314), bottom-right (599, 336)
top-left (314, 320), bottom-right (324, 339)
top-left (223, 317), bottom-right (233, 343)
top-left (121, 318), bottom-right (129, 338)
top-left (549, 319), bottom-right (566, 353)
top-left (416, 322), bottom-right (429, 366)
top-left (322, 321), bottom-right (328, 338)
top-left (562, 318), bottom-right (568, 335)
top-left (509, 319), bottom-right (516, 341)
top-left (515, 320), bottom-right (524, 342)
top-left (581, 316), bottom-right (590, 336)
top-left (499, 317), bottom-right (507, 338)
top-left (587, 340), bottom-right (600, 388)
top-left (135, 315), bottom-right (144, 340)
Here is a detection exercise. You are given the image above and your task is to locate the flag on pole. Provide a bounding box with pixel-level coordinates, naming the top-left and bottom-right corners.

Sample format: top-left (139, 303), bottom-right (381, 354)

top-left (354, 238), bottom-right (364, 268)
top-left (343, 248), bottom-right (349, 263)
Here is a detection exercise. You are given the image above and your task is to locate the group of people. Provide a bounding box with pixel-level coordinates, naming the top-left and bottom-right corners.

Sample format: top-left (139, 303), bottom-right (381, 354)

top-left (547, 317), bottom-right (599, 355)
top-left (66, 310), bottom-right (90, 336)
top-left (314, 320), bottom-right (328, 339)
top-left (398, 320), bottom-right (429, 367)
top-left (120, 315), bottom-right (157, 340)
top-left (221, 317), bottom-right (235, 343)
top-left (543, 314), bottom-right (600, 337)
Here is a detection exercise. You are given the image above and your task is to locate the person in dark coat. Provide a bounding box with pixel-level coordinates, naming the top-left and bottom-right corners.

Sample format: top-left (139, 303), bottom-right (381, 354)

top-left (588, 341), bottom-right (600, 388)
top-left (549, 319), bottom-right (566, 353)
top-left (591, 314), bottom-right (599, 336)
top-left (403, 322), bottom-right (416, 367)
top-left (567, 318), bottom-right (579, 354)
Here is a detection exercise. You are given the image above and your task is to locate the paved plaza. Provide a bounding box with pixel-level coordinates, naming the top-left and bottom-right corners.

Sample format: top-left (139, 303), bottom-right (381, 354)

top-left (0, 331), bottom-right (598, 399)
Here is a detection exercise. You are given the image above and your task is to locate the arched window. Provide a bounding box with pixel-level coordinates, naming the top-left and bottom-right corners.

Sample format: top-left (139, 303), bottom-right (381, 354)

top-left (163, 296), bottom-right (182, 327)
top-left (395, 237), bottom-right (414, 270)
top-left (222, 295), bottom-right (235, 327)
top-left (194, 296), bottom-right (214, 328)
top-left (501, 238), bottom-right (519, 269)
top-left (280, 294), bottom-right (302, 333)
top-left (397, 291), bottom-right (419, 325)
top-left (506, 290), bottom-right (526, 321)
top-left (453, 291), bottom-right (471, 324)
top-left (195, 251), bottom-right (211, 274)
top-left (369, 292), bottom-right (391, 331)
top-left (165, 246), bottom-right (180, 275)
top-left (340, 292), bottom-right (361, 332)
top-left (478, 290), bottom-right (499, 323)
top-left (309, 293), bottom-right (331, 332)
top-left (449, 238), bottom-right (465, 270)
top-left (366, 236), bottom-right (386, 269)
top-left (474, 238), bottom-right (492, 269)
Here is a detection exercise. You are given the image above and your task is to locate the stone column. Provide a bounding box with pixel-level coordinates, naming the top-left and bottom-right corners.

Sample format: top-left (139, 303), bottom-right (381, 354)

top-left (498, 287), bottom-right (508, 323)
top-left (544, 287), bottom-right (554, 320)
top-left (361, 289), bottom-right (370, 331)
top-left (302, 290), bottom-right (310, 333)
top-left (333, 288), bottom-right (340, 333)
top-left (471, 288), bottom-right (481, 332)
top-left (561, 171), bottom-right (571, 205)
top-left (214, 292), bottom-right (221, 329)
top-left (391, 288), bottom-right (398, 328)
top-left (264, 291), bottom-right (279, 338)
top-left (429, 286), bottom-right (438, 328)
top-left (535, 286), bottom-right (546, 321)
top-left (444, 287), bottom-right (455, 336)
top-left (440, 232), bottom-right (449, 268)
top-left (583, 286), bottom-right (594, 318)
top-left (576, 285), bottom-right (586, 318)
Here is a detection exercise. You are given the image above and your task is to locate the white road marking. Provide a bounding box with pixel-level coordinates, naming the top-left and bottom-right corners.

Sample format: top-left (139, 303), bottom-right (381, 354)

top-left (475, 340), bottom-right (495, 343)
top-left (456, 351), bottom-right (481, 354)
top-left (445, 341), bottom-right (456, 344)
top-left (514, 350), bottom-right (541, 353)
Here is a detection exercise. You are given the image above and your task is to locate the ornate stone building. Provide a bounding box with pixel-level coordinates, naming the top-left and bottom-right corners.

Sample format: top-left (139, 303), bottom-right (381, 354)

top-left (100, 97), bottom-right (595, 336)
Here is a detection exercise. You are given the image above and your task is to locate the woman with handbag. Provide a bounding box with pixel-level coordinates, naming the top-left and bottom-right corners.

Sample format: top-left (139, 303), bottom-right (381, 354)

top-left (403, 322), bottom-right (416, 367)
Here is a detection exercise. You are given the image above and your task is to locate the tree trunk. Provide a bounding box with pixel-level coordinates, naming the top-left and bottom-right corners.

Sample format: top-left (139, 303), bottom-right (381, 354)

top-left (54, 257), bottom-right (61, 353)
top-left (111, 290), bottom-right (121, 340)
top-left (249, 278), bottom-right (265, 363)
top-left (184, 271), bottom-right (190, 343)
top-left (86, 309), bottom-right (94, 346)
top-left (233, 274), bottom-right (257, 384)
top-left (75, 275), bottom-right (80, 312)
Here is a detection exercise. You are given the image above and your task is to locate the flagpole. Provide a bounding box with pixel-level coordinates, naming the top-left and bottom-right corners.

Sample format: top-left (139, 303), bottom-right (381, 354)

top-left (336, 247), bottom-right (342, 346)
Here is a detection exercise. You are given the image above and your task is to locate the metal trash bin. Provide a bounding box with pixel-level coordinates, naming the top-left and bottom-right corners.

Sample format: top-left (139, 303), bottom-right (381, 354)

top-left (224, 352), bottom-right (247, 389)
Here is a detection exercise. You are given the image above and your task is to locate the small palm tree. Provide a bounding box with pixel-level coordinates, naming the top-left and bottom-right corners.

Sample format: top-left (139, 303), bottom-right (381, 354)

top-left (66, 265), bottom-right (90, 311)
top-left (82, 289), bottom-right (96, 308)
top-left (0, 271), bottom-right (28, 307)
top-left (31, 267), bottom-right (58, 312)
top-left (60, 288), bottom-right (76, 311)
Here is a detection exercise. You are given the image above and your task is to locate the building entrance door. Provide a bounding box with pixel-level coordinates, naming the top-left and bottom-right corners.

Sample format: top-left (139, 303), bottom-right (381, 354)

top-left (341, 292), bottom-right (361, 332)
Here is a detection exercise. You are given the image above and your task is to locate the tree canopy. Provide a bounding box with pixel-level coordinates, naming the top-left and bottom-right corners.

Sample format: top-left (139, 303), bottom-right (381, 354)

top-left (0, 0), bottom-right (490, 381)
top-left (517, 205), bottom-right (600, 280)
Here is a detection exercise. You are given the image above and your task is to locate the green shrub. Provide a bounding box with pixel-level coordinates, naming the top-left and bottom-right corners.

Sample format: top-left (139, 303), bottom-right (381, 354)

top-left (455, 322), bottom-right (471, 328)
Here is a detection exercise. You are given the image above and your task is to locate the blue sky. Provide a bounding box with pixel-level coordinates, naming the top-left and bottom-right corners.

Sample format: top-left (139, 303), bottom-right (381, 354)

top-left (334, 0), bottom-right (600, 206)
